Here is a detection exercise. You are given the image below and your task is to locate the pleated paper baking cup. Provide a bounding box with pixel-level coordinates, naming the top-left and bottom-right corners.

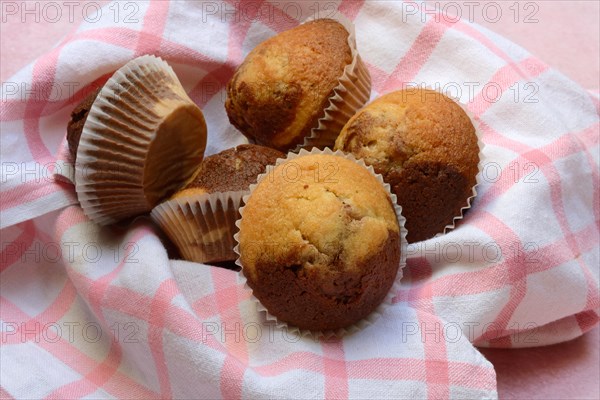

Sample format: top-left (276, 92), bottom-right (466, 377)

top-left (233, 148), bottom-right (407, 338)
top-left (75, 55), bottom-right (207, 225)
top-left (440, 90), bottom-right (485, 237)
top-left (294, 14), bottom-right (372, 152)
top-left (151, 191), bottom-right (245, 264)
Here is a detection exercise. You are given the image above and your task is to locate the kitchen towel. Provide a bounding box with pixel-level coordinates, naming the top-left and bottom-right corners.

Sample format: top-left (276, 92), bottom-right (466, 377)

top-left (1, 1), bottom-right (598, 398)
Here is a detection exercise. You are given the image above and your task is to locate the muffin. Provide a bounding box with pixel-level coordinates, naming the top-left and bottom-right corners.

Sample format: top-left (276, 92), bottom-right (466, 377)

top-left (67, 87), bottom-right (100, 162)
top-left (175, 144), bottom-right (284, 198)
top-left (237, 152), bottom-right (402, 332)
top-left (225, 17), bottom-right (371, 152)
top-left (335, 88), bottom-right (480, 243)
top-left (151, 144), bottom-right (284, 264)
top-left (74, 55), bottom-right (207, 225)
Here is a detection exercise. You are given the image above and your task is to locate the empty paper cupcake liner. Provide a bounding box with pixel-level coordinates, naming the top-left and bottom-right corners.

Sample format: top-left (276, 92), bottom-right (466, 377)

top-left (233, 147), bottom-right (408, 338)
top-left (294, 14), bottom-right (372, 152)
top-left (151, 190), bottom-right (246, 265)
top-left (75, 55), bottom-right (207, 225)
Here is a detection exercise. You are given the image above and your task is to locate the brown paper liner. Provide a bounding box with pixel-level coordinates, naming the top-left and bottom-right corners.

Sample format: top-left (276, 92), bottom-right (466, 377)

top-left (233, 148), bottom-right (408, 338)
top-left (293, 14), bottom-right (372, 152)
top-left (75, 55), bottom-right (207, 225)
top-left (151, 191), bottom-right (246, 264)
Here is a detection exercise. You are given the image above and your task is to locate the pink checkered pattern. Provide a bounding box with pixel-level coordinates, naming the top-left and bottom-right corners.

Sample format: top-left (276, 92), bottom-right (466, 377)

top-left (1, 1), bottom-right (598, 398)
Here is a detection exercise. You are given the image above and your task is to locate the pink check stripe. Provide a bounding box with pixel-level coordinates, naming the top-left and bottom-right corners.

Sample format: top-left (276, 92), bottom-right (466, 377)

top-left (44, 343), bottom-right (123, 400)
top-left (322, 341), bottom-right (350, 399)
top-left (1, 220), bottom-right (35, 273)
top-left (41, 228), bottom-right (156, 399)
top-left (470, 213), bottom-right (527, 345)
top-left (212, 267), bottom-right (249, 399)
top-left (382, 17), bottom-right (454, 92)
top-left (1, 294), bottom-right (157, 398)
top-left (395, 221), bottom-right (598, 301)
top-left (0, 387), bottom-right (15, 400)
top-left (467, 57), bottom-right (548, 116)
top-left (0, 29), bottom-right (226, 123)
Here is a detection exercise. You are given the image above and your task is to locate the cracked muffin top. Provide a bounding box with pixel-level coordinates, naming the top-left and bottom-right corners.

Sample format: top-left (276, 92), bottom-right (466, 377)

top-left (238, 153), bottom-right (401, 332)
top-left (335, 88), bottom-right (479, 243)
top-left (225, 19), bottom-right (352, 151)
top-left (172, 144), bottom-right (284, 199)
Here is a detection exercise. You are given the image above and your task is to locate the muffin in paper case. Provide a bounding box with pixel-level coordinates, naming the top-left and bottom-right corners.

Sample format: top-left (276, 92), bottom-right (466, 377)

top-left (225, 14), bottom-right (371, 153)
top-left (234, 148), bottom-right (408, 338)
top-left (334, 87), bottom-right (484, 243)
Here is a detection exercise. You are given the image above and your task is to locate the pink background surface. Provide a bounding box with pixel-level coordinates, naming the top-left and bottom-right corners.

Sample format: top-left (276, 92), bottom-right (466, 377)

top-left (1, 1), bottom-right (598, 399)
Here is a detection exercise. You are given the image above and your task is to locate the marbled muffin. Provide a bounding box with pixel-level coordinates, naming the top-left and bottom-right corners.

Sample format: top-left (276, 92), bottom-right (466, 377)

top-left (66, 88), bottom-right (100, 162)
top-left (226, 18), bottom-right (370, 152)
top-left (174, 144), bottom-right (284, 198)
top-left (335, 89), bottom-right (479, 243)
top-left (152, 144), bottom-right (284, 264)
top-left (74, 55), bottom-right (207, 226)
top-left (238, 154), bottom-right (401, 332)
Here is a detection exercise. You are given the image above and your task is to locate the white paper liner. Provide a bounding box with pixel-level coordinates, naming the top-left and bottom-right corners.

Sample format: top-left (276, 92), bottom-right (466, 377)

top-left (75, 55), bottom-right (207, 226)
top-left (293, 14), bottom-right (372, 152)
top-left (233, 147), bottom-right (408, 338)
top-left (151, 190), bottom-right (245, 264)
top-left (423, 86), bottom-right (485, 237)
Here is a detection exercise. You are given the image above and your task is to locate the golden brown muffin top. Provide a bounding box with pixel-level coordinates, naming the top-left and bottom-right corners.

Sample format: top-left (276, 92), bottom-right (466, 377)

top-left (334, 89), bottom-right (479, 181)
top-left (173, 144), bottom-right (284, 198)
top-left (225, 19), bottom-right (352, 151)
top-left (239, 154), bottom-right (399, 281)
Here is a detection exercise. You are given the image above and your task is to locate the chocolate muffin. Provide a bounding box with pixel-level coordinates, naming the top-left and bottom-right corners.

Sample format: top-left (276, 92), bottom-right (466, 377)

top-left (238, 153), bottom-right (401, 332)
top-left (66, 87), bottom-right (100, 162)
top-left (335, 89), bottom-right (480, 243)
top-left (152, 144), bottom-right (284, 264)
top-left (225, 18), bottom-right (371, 152)
top-left (174, 144), bottom-right (284, 198)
